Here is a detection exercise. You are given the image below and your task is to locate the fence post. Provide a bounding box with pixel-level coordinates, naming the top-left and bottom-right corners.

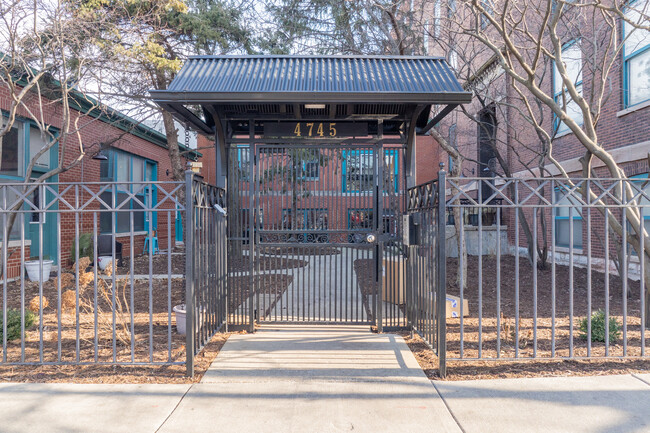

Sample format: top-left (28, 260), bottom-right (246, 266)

top-left (436, 167), bottom-right (447, 378)
top-left (185, 170), bottom-right (195, 377)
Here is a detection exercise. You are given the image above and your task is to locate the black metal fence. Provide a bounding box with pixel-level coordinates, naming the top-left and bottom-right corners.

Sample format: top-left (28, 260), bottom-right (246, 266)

top-left (185, 172), bottom-right (228, 376)
top-left (406, 173), bottom-right (447, 376)
top-left (0, 173), bottom-right (227, 376)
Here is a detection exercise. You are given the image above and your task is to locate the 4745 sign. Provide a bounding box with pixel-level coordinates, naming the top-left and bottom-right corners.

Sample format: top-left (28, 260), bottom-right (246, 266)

top-left (263, 122), bottom-right (367, 138)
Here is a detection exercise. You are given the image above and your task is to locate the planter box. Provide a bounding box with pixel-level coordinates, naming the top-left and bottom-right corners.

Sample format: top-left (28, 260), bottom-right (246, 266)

top-left (25, 260), bottom-right (53, 282)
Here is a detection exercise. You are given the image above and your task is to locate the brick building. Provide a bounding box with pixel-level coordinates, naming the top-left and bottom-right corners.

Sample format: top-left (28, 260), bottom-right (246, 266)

top-left (419, 0), bottom-right (649, 263)
top-left (0, 84), bottom-right (197, 278)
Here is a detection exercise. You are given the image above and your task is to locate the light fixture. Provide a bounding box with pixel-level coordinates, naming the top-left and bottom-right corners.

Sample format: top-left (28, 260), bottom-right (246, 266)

top-left (92, 150), bottom-right (108, 161)
top-left (304, 104), bottom-right (326, 109)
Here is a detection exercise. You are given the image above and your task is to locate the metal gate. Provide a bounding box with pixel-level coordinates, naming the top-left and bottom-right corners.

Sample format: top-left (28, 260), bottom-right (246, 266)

top-left (228, 140), bottom-right (407, 328)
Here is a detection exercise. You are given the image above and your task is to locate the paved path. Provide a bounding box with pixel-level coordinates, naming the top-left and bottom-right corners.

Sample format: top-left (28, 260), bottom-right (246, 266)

top-left (1, 325), bottom-right (649, 432)
top-left (162, 324), bottom-right (460, 433)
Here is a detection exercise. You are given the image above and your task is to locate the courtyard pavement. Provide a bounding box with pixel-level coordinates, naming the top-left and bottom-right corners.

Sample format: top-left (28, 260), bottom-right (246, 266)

top-left (1, 325), bottom-right (649, 433)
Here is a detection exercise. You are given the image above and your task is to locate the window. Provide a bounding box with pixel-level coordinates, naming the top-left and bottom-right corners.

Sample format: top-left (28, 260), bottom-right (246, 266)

top-left (623, 0), bottom-right (650, 107)
top-left (434, 1), bottom-right (441, 37)
top-left (298, 159), bottom-right (319, 180)
top-left (424, 20), bottom-right (430, 55)
top-left (99, 149), bottom-right (156, 234)
top-left (448, 0), bottom-right (456, 18)
top-left (480, 0), bottom-right (494, 29)
top-left (237, 146), bottom-right (250, 181)
top-left (0, 123), bottom-right (22, 177)
top-left (383, 149), bottom-right (400, 193)
top-left (448, 124), bottom-right (457, 172)
top-left (628, 174), bottom-right (650, 254)
top-left (343, 150), bottom-right (374, 192)
top-left (29, 126), bottom-right (51, 169)
top-left (553, 41), bottom-right (584, 134)
top-left (554, 187), bottom-right (583, 248)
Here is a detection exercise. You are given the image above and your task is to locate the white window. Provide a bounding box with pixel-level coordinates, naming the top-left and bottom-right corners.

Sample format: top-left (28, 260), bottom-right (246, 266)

top-left (623, 0), bottom-right (650, 107)
top-left (553, 41), bottom-right (583, 134)
top-left (434, 1), bottom-right (441, 37)
top-left (423, 20), bottom-right (430, 55)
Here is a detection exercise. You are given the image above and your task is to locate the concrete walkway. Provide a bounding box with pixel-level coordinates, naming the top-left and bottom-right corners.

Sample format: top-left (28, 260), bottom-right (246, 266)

top-left (1, 325), bottom-right (649, 433)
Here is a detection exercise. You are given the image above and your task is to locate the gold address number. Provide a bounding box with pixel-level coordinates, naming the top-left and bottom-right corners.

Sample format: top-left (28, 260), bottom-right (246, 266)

top-left (293, 122), bottom-right (337, 137)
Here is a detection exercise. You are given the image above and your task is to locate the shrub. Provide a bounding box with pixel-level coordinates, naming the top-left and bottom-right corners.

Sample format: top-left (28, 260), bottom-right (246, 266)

top-left (579, 310), bottom-right (620, 343)
top-left (0, 308), bottom-right (36, 341)
top-left (71, 233), bottom-right (94, 262)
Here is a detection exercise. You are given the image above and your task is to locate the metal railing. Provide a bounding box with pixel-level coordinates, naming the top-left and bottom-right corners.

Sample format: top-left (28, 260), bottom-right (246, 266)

top-left (0, 175), bottom-right (228, 376)
top-left (185, 172), bottom-right (228, 376)
top-left (0, 180), bottom-right (186, 366)
top-left (406, 173), bottom-right (447, 376)
top-left (444, 176), bottom-right (650, 362)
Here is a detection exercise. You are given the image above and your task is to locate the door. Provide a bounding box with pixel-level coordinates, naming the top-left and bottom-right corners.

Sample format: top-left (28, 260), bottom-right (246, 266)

top-left (252, 144), bottom-right (381, 324)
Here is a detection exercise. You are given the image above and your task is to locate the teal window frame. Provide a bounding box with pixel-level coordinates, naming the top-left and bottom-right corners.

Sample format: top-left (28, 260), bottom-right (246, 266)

top-left (554, 186), bottom-right (583, 249)
top-left (99, 148), bottom-right (157, 234)
top-left (622, 0), bottom-right (650, 108)
top-left (0, 116), bottom-right (59, 242)
top-left (552, 39), bottom-right (584, 134)
top-left (236, 146), bottom-right (250, 181)
top-left (628, 173), bottom-right (650, 255)
top-left (342, 149), bottom-right (398, 193)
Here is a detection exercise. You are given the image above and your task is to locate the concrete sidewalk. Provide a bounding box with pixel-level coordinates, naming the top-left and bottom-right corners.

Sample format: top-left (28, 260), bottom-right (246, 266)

top-left (0, 325), bottom-right (648, 433)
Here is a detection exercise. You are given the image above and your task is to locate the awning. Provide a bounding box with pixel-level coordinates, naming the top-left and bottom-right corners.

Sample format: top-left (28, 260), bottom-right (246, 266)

top-left (150, 55), bottom-right (471, 136)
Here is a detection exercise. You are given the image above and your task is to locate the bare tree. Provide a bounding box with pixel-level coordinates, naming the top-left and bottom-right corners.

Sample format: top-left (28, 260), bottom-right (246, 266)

top-left (431, 0), bottom-right (650, 324)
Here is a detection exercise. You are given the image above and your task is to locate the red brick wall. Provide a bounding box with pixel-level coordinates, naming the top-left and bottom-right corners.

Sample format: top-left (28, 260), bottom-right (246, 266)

top-left (1, 85), bottom-right (188, 276)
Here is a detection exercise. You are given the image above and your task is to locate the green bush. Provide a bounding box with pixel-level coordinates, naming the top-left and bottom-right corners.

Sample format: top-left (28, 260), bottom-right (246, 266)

top-left (579, 310), bottom-right (620, 343)
top-left (71, 233), bottom-right (94, 262)
top-left (0, 308), bottom-right (36, 341)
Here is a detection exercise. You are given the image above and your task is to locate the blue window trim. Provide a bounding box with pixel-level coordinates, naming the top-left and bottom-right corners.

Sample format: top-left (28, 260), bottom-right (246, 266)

top-left (236, 146), bottom-right (250, 181)
top-left (553, 186), bottom-right (583, 248)
top-left (622, 0), bottom-right (650, 108)
top-left (552, 39), bottom-right (584, 134)
top-left (342, 149), bottom-right (398, 193)
top-left (631, 173), bottom-right (650, 221)
top-left (100, 148), bottom-right (158, 234)
top-left (0, 114), bottom-right (59, 182)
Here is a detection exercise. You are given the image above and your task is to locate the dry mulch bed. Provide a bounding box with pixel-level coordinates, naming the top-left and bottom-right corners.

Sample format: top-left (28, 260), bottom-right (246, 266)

top-left (0, 263), bottom-right (292, 382)
top-left (401, 330), bottom-right (650, 381)
top-left (357, 253), bottom-right (649, 378)
top-left (445, 255), bottom-right (649, 359)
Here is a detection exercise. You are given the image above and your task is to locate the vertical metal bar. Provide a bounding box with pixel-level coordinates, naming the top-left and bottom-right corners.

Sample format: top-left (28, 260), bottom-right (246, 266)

top-left (149, 185), bottom-right (154, 362)
top-left (129, 208), bottom-right (135, 362)
top-left (248, 125), bottom-right (255, 332)
top-left (515, 184), bottom-right (520, 358)
top-left (93, 213), bottom-right (99, 363)
top-left (533, 207), bottom-right (538, 358)
top-left (551, 182), bottom-right (556, 358)
top-left (569, 203), bottom-right (574, 358)
top-left (185, 170), bottom-right (195, 377)
top-left (477, 178), bottom-right (483, 358)
top-left (587, 181), bottom-right (592, 357)
top-left (622, 206), bottom-right (628, 356)
top-left (376, 130), bottom-right (384, 332)
top-left (2, 206), bottom-right (7, 362)
top-left (39, 187), bottom-right (44, 363)
top-left (74, 185), bottom-right (80, 364)
top-left (640, 202), bottom-right (645, 356)
top-left (496, 206), bottom-right (501, 357)
top-left (22, 210), bottom-right (28, 362)
top-left (437, 169), bottom-right (447, 378)
top-left (605, 206), bottom-right (610, 356)
top-left (168, 210), bottom-right (173, 362)
top-left (111, 184), bottom-right (117, 363)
